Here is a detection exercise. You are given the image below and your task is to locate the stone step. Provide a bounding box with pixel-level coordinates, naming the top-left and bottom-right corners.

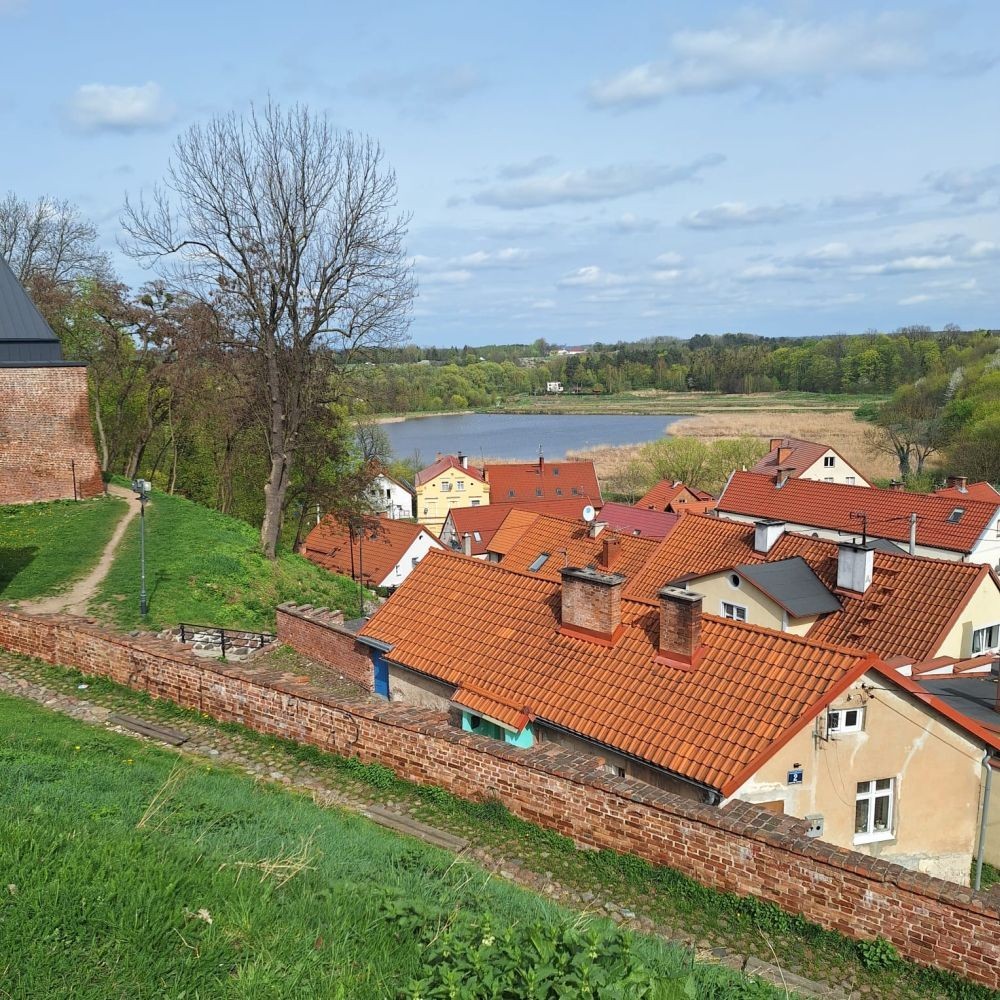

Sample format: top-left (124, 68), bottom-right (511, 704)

top-left (362, 805), bottom-right (469, 852)
top-left (107, 713), bottom-right (189, 747)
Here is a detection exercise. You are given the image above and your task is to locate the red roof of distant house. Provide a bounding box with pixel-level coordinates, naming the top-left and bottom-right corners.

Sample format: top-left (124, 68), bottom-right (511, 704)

top-left (500, 515), bottom-right (659, 582)
top-left (718, 471), bottom-right (997, 554)
top-left (935, 481), bottom-right (1000, 503)
top-left (483, 458), bottom-right (601, 504)
top-left (624, 513), bottom-right (996, 663)
top-left (445, 498), bottom-right (596, 555)
top-left (749, 437), bottom-right (863, 481)
top-left (360, 550), bottom-right (883, 794)
top-left (597, 502), bottom-right (680, 540)
top-left (638, 480), bottom-right (715, 514)
top-left (415, 455), bottom-right (486, 487)
top-left (301, 516), bottom-right (438, 587)
top-left (488, 510), bottom-right (543, 557)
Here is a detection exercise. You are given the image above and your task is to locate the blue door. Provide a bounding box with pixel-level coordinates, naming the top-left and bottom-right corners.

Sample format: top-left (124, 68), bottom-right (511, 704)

top-left (373, 651), bottom-right (389, 698)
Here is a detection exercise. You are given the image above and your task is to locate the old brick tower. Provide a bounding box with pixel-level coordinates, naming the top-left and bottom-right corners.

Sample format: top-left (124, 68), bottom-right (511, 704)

top-left (0, 256), bottom-right (103, 503)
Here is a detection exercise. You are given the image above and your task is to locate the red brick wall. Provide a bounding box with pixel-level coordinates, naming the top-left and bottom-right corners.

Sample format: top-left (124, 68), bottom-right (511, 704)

top-left (1, 605), bottom-right (999, 987)
top-left (275, 603), bottom-right (373, 691)
top-left (0, 366), bottom-right (103, 503)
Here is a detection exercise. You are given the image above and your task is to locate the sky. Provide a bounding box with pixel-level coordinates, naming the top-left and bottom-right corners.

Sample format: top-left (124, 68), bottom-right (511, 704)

top-left (3, 0), bottom-right (999, 347)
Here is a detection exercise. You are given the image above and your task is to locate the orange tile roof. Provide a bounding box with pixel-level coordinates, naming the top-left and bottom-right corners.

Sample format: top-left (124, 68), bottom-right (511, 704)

top-left (935, 482), bottom-right (1000, 503)
top-left (638, 480), bottom-right (716, 514)
top-left (623, 513), bottom-right (996, 662)
top-left (415, 455), bottom-right (486, 487)
top-left (488, 509), bottom-right (541, 556)
top-left (718, 471), bottom-right (996, 554)
top-left (446, 498), bottom-right (593, 555)
top-left (598, 502), bottom-right (680, 539)
top-left (301, 515), bottom-right (438, 586)
top-left (500, 515), bottom-right (658, 582)
top-left (360, 550), bottom-right (877, 794)
top-left (750, 437), bottom-right (837, 479)
top-left (484, 459), bottom-right (601, 504)
top-left (452, 684), bottom-right (531, 731)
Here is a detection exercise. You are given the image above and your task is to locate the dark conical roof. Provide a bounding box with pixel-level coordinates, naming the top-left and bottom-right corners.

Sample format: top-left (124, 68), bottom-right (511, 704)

top-left (0, 254), bottom-right (65, 366)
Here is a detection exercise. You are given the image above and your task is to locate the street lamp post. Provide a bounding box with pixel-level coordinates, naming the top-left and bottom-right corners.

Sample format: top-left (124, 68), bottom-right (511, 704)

top-left (131, 479), bottom-right (151, 618)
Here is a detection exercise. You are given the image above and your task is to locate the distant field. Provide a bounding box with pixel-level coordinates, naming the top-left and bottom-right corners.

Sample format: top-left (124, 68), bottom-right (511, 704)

top-left (498, 390), bottom-right (887, 416)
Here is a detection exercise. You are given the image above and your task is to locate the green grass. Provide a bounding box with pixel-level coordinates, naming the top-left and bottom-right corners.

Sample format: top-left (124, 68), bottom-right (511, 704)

top-left (92, 488), bottom-right (365, 632)
top-left (0, 495), bottom-right (127, 600)
top-left (0, 694), bottom-right (784, 999)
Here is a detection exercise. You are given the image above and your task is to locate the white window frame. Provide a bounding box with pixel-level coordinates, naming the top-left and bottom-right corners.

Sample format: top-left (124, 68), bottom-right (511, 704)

top-left (972, 623), bottom-right (1000, 655)
top-left (470, 499), bottom-right (481, 507)
top-left (845, 476), bottom-right (856, 486)
top-left (823, 455), bottom-right (835, 468)
top-left (854, 778), bottom-right (895, 844)
top-left (456, 480), bottom-right (464, 491)
top-left (721, 602), bottom-right (747, 622)
top-left (439, 481), bottom-right (452, 492)
top-left (827, 706), bottom-right (864, 734)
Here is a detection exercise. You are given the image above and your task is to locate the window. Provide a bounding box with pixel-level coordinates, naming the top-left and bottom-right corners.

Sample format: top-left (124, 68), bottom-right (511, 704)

top-left (823, 456), bottom-right (835, 468)
top-left (605, 763), bottom-right (626, 778)
top-left (552, 467), bottom-right (560, 475)
top-left (571, 487), bottom-right (581, 496)
top-left (456, 480), bottom-right (464, 491)
top-left (473, 531), bottom-right (481, 542)
top-left (972, 623), bottom-right (1000, 654)
top-left (555, 488), bottom-right (563, 496)
top-left (471, 499), bottom-right (481, 507)
top-left (729, 573), bottom-right (741, 588)
top-left (440, 481), bottom-right (451, 492)
top-left (508, 490), bottom-right (515, 498)
top-left (395, 564), bottom-right (401, 576)
top-left (721, 602), bottom-right (747, 622)
top-left (535, 488), bottom-right (543, 497)
top-left (411, 556), bottom-right (420, 568)
top-left (824, 477), bottom-right (834, 483)
top-left (855, 778), bottom-right (894, 842)
top-left (948, 507), bottom-right (965, 523)
top-left (528, 553), bottom-right (550, 572)
top-left (846, 476), bottom-right (856, 486)
top-left (827, 707), bottom-right (864, 734)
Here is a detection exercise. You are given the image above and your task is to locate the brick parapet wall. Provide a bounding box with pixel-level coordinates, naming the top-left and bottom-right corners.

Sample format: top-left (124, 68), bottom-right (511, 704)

top-left (1, 604), bottom-right (999, 986)
top-left (0, 366), bottom-right (103, 504)
top-left (275, 603), bottom-right (373, 691)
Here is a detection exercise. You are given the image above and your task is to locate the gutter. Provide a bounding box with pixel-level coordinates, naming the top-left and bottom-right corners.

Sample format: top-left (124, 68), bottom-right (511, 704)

top-left (974, 752), bottom-right (995, 891)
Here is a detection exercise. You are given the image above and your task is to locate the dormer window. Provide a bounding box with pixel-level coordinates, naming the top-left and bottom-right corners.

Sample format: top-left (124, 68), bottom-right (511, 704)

top-left (552, 467), bottom-right (559, 475)
top-left (947, 507), bottom-right (965, 523)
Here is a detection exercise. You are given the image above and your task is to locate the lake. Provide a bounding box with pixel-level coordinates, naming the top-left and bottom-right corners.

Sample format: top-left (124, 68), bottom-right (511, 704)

top-left (381, 412), bottom-right (682, 463)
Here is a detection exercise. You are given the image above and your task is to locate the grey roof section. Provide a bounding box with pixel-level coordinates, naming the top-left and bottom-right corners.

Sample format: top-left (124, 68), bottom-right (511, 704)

top-left (870, 537), bottom-right (908, 555)
top-left (735, 557), bottom-right (842, 618)
top-left (918, 677), bottom-right (1000, 734)
top-left (0, 254), bottom-right (65, 366)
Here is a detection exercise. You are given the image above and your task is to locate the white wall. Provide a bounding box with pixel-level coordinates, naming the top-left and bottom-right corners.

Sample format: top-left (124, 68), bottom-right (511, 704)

top-left (379, 531), bottom-right (443, 587)
top-left (799, 450), bottom-right (871, 488)
top-left (370, 475), bottom-right (412, 520)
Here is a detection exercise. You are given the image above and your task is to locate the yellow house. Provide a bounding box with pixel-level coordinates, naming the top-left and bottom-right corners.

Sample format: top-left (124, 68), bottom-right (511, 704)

top-left (414, 454), bottom-right (489, 534)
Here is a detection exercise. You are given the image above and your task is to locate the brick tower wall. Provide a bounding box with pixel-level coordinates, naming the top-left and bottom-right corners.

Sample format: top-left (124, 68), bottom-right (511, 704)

top-left (0, 366), bottom-right (104, 504)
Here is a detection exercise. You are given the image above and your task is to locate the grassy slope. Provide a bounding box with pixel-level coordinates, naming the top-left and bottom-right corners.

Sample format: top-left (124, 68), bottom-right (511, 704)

top-left (0, 495), bottom-right (127, 600)
top-left (0, 695), bottom-right (771, 999)
top-left (92, 488), bottom-right (363, 632)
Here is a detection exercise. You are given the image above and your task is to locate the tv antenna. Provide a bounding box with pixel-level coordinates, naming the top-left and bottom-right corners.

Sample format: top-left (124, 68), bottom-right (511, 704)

top-left (849, 511), bottom-right (868, 545)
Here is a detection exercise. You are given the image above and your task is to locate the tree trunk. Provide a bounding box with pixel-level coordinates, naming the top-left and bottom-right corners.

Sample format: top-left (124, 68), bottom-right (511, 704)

top-left (260, 449), bottom-right (292, 559)
top-left (125, 439), bottom-right (147, 481)
top-left (93, 393), bottom-right (109, 472)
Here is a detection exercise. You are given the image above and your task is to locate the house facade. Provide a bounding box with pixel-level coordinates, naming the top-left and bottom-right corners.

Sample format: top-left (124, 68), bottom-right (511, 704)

top-left (368, 472), bottom-right (413, 520)
top-left (750, 437), bottom-right (871, 487)
top-left (637, 480), bottom-right (716, 515)
top-left (414, 454), bottom-right (489, 534)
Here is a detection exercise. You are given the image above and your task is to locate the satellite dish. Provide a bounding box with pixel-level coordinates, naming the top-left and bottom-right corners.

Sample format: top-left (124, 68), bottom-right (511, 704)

top-left (582, 505), bottom-right (596, 523)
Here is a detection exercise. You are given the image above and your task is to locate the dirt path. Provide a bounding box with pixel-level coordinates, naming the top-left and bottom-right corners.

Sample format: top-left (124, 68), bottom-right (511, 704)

top-left (19, 484), bottom-right (143, 616)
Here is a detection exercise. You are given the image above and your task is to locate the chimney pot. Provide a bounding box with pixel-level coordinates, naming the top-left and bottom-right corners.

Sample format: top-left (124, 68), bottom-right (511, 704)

top-left (946, 475), bottom-right (968, 492)
top-left (754, 519), bottom-right (785, 554)
top-left (837, 541), bottom-right (875, 595)
top-left (889, 480), bottom-right (905, 492)
top-left (458, 452), bottom-right (468, 469)
top-left (560, 566), bottom-right (625, 643)
top-left (656, 586), bottom-right (704, 668)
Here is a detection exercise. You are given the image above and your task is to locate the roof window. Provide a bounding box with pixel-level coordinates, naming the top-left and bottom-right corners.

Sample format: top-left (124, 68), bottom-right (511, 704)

top-left (948, 507), bottom-right (965, 523)
top-left (535, 488), bottom-right (543, 497)
top-left (528, 553), bottom-right (550, 572)
top-left (508, 489), bottom-right (515, 498)
top-left (552, 467), bottom-right (559, 475)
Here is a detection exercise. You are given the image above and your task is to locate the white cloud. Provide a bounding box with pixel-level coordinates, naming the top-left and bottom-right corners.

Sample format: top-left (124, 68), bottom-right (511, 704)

top-left (968, 240), bottom-right (999, 258)
top-left (497, 155), bottom-right (557, 180)
top-left (738, 263), bottom-right (805, 281)
top-left (68, 82), bottom-right (175, 132)
top-left (803, 242), bottom-right (853, 263)
top-left (651, 268), bottom-right (683, 284)
top-left (653, 251), bottom-right (684, 266)
top-left (899, 293), bottom-right (932, 305)
top-left (681, 201), bottom-right (799, 229)
top-left (587, 12), bottom-right (986, 109)
top-left (558, 265), bottom-right (629, 287)
top-left (614, 213), bottom-right (658, 233)
top-left (420, 269), bottom-right (473, 285)
top-left (926, 165), bottom-right (1000, 204)
top-left (530, 299), bottom-right (556, 310)
top-left (474, 154), bottom-right (724, 209)
top-left (853, 254), bottom-right (956, 275)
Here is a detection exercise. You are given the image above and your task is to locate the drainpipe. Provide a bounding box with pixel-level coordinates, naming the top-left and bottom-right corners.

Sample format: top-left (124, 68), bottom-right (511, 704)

top-left (975, 752), bottom-right (994, 891)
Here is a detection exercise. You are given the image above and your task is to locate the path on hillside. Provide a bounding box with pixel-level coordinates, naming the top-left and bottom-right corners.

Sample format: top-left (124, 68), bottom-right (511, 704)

top-left (19, 484), bottom-right (144, 617)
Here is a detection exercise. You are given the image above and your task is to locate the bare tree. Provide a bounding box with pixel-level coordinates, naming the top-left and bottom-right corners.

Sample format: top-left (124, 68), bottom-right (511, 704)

top-left (121, 102), bottom-right (415, 557)
top-left (0, 192), bottom-right (110, 284)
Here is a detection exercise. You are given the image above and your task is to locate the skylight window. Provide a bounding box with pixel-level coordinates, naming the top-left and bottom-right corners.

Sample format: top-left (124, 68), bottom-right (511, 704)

top-left (948, 507), bottom-right (965, 523)
top-left (528, 553), bottom-right (550, 572)
top-left (473, 531), bottom-right (481, 542)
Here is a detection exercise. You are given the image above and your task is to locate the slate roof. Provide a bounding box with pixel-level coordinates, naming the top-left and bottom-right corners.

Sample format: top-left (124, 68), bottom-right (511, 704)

top-left (301, 515), bottom-right (439, 586)
top-left (415, 455), bottom-right (486, 487)
top-left (360, 549), bottom-right (879, 794)
top-left (598, 502), bottom-right (680, 539)
top-left (483, 459), bottom-right (601, 504)
top-left (445, 498), bottom-right (594, 555)
top-left (500, 514), bottom-right (658, 582)
top-left (624, 513), bottom-right (996, 663)
top-left (0, 254), bottom-right (65, 366)
top-left (638, 480), bottom-right (715, 513)
top-left (718, 471), bottom-right (997, 554)
top-left (734, 558), bottom-right (843, 617)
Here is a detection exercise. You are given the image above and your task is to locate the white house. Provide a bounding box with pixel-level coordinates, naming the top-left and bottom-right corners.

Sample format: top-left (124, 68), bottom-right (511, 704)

top-left (545, 381), bottom-right (564, 394)
top-left (369, 472), bottom-right (413, 520)
top-left (750, 438), bottom-right (871, 488)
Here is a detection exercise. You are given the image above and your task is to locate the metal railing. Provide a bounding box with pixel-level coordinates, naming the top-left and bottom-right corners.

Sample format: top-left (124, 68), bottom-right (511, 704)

top-left (177, 623), bottom-right (276, 658)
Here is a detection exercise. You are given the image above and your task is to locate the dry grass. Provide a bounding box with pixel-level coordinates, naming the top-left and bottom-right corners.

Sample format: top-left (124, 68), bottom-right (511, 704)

top-left (568, 409), bottom-right (898, 490)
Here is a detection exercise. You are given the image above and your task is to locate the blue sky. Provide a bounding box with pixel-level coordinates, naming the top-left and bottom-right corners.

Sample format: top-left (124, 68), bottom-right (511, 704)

top-left (3, 1), bottom-right (999, 346)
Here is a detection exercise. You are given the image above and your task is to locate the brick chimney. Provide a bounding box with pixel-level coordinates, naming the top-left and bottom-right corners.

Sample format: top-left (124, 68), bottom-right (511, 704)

top-left (457, 452), bottom-right (468, 470)
top-left (655, 586), bottom-right (705, 670)
top-left (753, 519), bottom-right (785, 554)
top-left (889, 480), bottom-right (905, 492)
top-left (774, 468), bottom-right (791, 488)
top-left (559, 566), bottom-right (625, 644)
top-left (776, 446), bottom-right (793, 464)
top-left (598, 536), bottom-right (621, 571)
top-left (769, 438), bottom-right (783, 452)
top-left (836, 541), bottom-right (875, 595)
top-left (946, 475), bottom-right (968, 493)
